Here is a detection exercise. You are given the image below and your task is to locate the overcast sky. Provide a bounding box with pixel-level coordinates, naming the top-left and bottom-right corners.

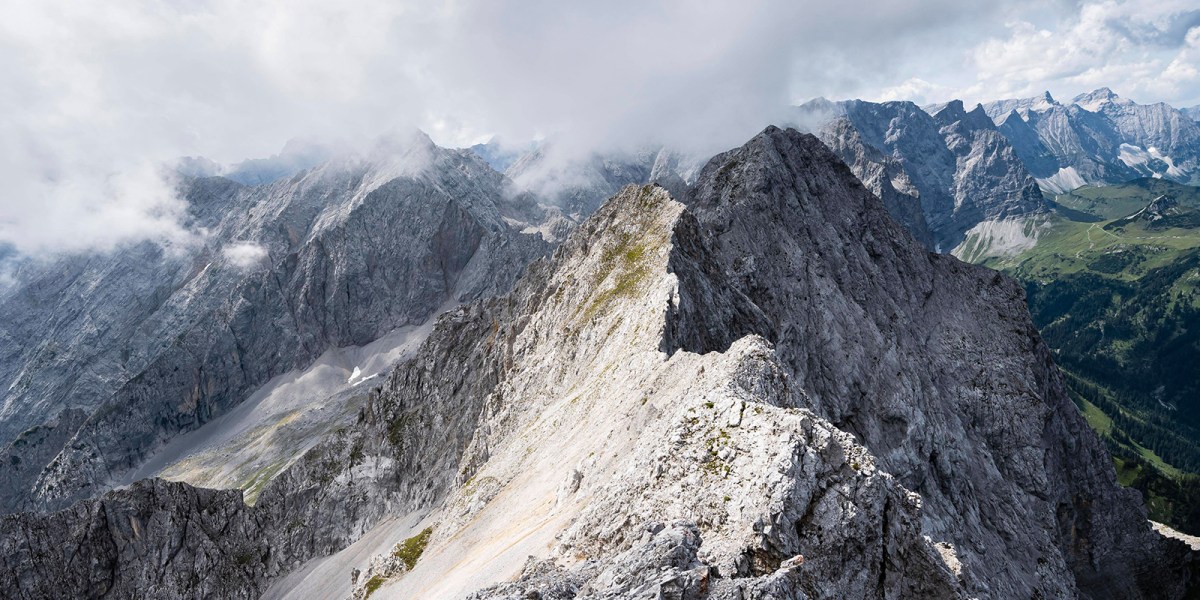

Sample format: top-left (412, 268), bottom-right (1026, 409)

top-left (1, 0), bottom-right (1198, 256)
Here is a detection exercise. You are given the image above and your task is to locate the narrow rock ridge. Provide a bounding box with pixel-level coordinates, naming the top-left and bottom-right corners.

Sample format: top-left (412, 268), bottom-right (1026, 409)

top-left (349, 183), bottom-right (957, 598)
top-left (1, 129), bottom-right (1194, 600)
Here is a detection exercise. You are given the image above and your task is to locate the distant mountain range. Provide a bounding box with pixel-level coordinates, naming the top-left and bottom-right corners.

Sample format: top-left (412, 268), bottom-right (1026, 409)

top-left (985, 88), bottom-right (1200, 193)
top-left (790, 88), bottom-right (1200, 259)
top-left (171, 89), bottom-right (1200, 259)
top-left (793, 97), bottom-right (1049, 252)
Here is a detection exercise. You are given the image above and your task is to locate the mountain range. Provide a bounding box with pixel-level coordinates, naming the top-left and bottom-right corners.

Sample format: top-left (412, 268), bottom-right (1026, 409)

top-left (985, 88), bottom-right (1200, 192)
top-left (2, 127), bottom-right (1194, 599)
top-left (0, 132), bottom-right (560, 515)
top-left (792, 88), bottom-right (1200, 259)
top-left (792, 88), bottom-right (1200, 538)
top-left (2, 87), bottom-right (1200, 598)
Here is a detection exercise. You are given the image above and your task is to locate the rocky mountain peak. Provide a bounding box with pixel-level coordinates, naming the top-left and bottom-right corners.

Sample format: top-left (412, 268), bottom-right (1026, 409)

top-left (999, 108), bottom-right (1024, 125)
top-left (1149, 192), bottom-right (1180, 211)
top-left (981, 90), bottom-right (1059, 121)
top-left (684, 127), bottom-right (1191, 598)
top-left (929, 99), bottom-right (967, 121)
top-left (963, 103), bottom-right (994, 127)
top-left (0, 132), bottom-right (559, 516)
top-left (1074, 86), bottom-right (1126, 111)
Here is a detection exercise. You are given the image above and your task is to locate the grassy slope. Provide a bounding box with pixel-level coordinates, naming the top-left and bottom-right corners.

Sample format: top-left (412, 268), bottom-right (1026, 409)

top-left (1053, 178), bottom-right (1200, 220)
top-left (961, 178), bottom-right (1200, 533)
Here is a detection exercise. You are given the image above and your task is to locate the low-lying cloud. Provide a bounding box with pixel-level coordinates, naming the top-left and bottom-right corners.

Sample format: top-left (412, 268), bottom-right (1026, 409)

top-left (0, 0), bottom-right (1196, 257)
top-left (222, 242), bottom-right (269, 270)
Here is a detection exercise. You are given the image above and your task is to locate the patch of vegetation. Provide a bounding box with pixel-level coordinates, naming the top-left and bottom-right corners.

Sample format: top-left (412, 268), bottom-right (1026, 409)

top-left (1052, 178), bottom-right (1200, 221)
top-left (574, 188), bottom-right (672, 323)
top-left (363, 575), bottom-right (386, 599)
top-left (1086, 247), bottom-right (1146, 273)
top-left (579, 232), bottom-right (655, 322)
top-left (233, 550), bottom-right (258, 566)
top-left (392, 526), bottom-right (433, 570)
top-left (459, 475), bottom-right (497, 500)
top-left (703, 429), bottom-right (733, 477)
top-left (348, 438), bottom-right (366, 466)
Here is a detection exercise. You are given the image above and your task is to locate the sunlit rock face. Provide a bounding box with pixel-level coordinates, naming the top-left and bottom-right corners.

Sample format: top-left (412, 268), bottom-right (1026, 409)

top-left (983, 88), bottom-right (1200, 191)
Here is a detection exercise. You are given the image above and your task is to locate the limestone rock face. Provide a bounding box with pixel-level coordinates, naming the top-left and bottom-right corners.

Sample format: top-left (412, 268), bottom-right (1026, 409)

top-left (0, 128), bottom-right (1194, 600)
top-left (687, 127), bottom-right (1192, 598)
top-left (817, 118), bottom-right (933, 249)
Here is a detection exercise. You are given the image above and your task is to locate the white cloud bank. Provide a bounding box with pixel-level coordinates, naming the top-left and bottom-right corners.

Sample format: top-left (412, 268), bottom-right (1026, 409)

top-left (962, 0), bottom-right (1200, 105)
top-left (222, 242), bottom-right (269, 269)
top-left (0, 0), bottom-right (1196, 256)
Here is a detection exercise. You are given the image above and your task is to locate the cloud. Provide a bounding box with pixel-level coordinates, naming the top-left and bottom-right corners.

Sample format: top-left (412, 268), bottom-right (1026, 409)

top-left (962, 1), bottom-right (1200, 104)
top-left (222, 242), bottom-right (269, 269)
top-left (1, 0), bottom-right (1197, 258)
top-left (0, 156), bottom-right (201, 255)
top-left (875, 78), bottom-right (954, 106)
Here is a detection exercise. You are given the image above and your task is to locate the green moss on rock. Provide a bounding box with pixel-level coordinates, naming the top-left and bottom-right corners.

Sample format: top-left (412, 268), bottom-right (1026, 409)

top-left (392, 526), bottom-right (433, 570)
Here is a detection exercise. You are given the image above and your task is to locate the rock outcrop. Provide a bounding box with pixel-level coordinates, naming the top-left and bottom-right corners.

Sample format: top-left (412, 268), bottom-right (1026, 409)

top-left (0, 128), bottom-right (1193, 600)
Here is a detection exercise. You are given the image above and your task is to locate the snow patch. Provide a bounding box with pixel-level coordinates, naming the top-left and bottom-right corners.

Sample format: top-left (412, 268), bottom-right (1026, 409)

top-left (1117, 143), bottom-right (1183, 178)
top-left (1076, 97), bottom-right (1110, 113)
top-left (1031, 93), bottom-right (1057, 112)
